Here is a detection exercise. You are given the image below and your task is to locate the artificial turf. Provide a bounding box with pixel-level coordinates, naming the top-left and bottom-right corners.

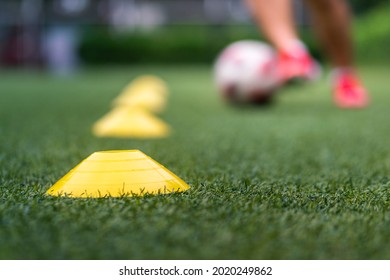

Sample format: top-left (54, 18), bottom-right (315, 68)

top-left (0, 65), bottom-right (389, 259)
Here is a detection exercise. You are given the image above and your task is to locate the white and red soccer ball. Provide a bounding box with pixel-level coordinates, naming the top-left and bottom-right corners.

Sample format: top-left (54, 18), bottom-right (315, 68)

top-left (214, 40), bottom-right (280, 104)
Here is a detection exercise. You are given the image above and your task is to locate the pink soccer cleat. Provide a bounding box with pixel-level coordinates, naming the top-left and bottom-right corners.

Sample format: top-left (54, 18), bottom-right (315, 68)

top-left (277, 43), bottom-right (321, 84)
top-left (333, 71), bottom-right (370, 109)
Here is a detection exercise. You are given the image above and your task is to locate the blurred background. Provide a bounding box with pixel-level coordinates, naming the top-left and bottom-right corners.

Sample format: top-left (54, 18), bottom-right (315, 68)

top-left (0, 0), bottom-right (389, 261)
top-left (0, 0), bottom-right (389, 75)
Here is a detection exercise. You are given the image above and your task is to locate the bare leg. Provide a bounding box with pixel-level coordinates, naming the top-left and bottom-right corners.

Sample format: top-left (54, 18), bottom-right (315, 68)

top-left (245, 0), bottom-right (320, 82)
top-left (245, 0), bottom-right (369, 107)
top-left (305, 0), bottom-right (369, 108)
top-left (245, 0), bottom-right (298, 52)
top-left (304, 0), bottom-right (354, 68)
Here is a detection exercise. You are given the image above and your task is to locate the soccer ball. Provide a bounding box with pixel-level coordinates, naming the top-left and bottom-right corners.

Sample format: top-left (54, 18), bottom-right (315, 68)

top-left (214, 40), bottom-right (280, 104)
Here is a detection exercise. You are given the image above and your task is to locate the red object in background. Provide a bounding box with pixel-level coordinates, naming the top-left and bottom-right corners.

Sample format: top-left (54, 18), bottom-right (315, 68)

top-left (1, 24), bottom-right (43, 67)
top-left (1, 25), bottom-right (24, 66)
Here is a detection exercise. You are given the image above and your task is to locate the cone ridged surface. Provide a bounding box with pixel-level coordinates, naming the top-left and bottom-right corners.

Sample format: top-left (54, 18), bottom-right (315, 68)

top-left (46, 150), bottom-right (190, 198)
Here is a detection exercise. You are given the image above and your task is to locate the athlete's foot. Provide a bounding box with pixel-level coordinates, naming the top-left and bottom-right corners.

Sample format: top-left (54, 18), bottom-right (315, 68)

top-left (332, 70), bottom-right (370, 109)
top-left (277, 42), bottom-right (321, 84)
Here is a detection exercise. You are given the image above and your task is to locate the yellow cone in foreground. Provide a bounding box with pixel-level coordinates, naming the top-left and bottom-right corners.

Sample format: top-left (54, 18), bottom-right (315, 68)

top-left (92, 107), bottom-right (170, 138)
top-left (46, 150), bottom-right (190, 198)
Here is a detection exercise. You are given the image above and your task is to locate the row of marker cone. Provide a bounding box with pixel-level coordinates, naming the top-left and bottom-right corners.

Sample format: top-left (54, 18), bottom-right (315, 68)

top-left (44, 76), bottom-right (190, 198)
top-left (93, 75), bottom-right (171, 138)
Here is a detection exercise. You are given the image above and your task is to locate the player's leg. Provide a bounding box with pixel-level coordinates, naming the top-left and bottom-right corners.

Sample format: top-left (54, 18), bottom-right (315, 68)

top-left (304, 0), bottom-right (369, 108)
top-left (304, 0), bottom-right (352, 67)
top-left (245, 0), bottom-right (298, 52)
top-left (245, 0), bottom-right (321, 83)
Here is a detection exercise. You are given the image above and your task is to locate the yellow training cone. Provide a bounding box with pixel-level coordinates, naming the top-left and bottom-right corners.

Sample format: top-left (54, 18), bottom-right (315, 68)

top-left (92, 107), bottom-right (170, 138)
top-left (46, 150), bottom-right (190, 198)
top-left (115, 75), bottom-right (168, 102)
top-left (124, 75), bottom-right (168, 96)
top-left (113, 88), bottom-right (166, 113)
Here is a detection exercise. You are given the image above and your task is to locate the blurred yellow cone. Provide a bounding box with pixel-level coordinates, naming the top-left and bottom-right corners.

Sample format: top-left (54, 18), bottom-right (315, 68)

top-left (46, 150), bottom-right (190, 198)
top-left (113, 88), bottom-right (166, 113)
top-left (113, 75), bottom-right (169, 112)
top-left (122, 75), bottom-right (168, 96)
top-left (92, 107), bottom-right (170, 138)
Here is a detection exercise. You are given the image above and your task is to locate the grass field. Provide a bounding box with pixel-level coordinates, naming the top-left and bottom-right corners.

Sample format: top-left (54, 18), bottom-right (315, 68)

top-left (0, 65), bottom-right (390, 259)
